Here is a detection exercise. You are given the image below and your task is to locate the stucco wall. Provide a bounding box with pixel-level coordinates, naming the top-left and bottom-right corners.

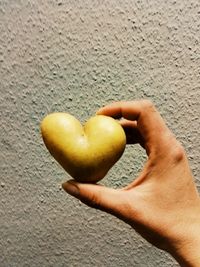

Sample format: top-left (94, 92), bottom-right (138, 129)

top-left (0, 0), bottom-right (199, 266)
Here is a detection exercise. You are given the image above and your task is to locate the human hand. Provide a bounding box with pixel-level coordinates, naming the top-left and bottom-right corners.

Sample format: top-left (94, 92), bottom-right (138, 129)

top-left (62, 100), bottom-right (200, 266)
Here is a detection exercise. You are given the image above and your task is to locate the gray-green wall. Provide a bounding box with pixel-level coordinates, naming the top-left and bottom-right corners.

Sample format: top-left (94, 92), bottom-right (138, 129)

top-left (1, 1), bottom-right (199, 266)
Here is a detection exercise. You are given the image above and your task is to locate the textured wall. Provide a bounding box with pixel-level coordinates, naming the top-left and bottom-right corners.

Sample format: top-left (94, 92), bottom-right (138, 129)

top-left (0, 0), bottom-right (200, 266)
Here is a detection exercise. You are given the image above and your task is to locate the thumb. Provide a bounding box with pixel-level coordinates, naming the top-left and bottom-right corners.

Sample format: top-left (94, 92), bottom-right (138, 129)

top-left (62, 180), bottom-right (124, 216)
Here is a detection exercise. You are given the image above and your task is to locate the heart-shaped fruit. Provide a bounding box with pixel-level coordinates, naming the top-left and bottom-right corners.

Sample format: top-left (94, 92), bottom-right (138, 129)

top-left (41, 113), bottom-right (126, 182)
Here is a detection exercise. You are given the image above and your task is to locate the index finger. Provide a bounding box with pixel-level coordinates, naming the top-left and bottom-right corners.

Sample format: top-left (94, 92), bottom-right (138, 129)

top-left (96, 100), bottom-right (173, 155)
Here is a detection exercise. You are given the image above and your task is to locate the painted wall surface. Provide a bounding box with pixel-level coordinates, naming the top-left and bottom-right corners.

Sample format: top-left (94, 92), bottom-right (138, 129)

top-left (0, 0), bottom-right (199, 266)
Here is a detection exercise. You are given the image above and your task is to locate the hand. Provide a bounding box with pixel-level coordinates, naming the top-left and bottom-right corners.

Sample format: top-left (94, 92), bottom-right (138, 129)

top-left (62, 100), bottom-right (200, 266)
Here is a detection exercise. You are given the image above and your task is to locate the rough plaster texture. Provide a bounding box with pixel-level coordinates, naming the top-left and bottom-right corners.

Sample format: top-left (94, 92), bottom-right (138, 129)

top-left (0, 0), bottom-right (200, 266)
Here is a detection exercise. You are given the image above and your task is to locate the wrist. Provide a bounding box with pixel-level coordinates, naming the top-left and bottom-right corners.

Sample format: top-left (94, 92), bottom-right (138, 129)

top-left (168, 212), bottom-right (200, 267)
top-left (170, 238), bottom-right (200, 267)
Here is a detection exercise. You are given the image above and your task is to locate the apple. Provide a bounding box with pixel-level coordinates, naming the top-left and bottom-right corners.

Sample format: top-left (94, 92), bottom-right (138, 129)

top-left (40, 113), bottom-right (126, 183)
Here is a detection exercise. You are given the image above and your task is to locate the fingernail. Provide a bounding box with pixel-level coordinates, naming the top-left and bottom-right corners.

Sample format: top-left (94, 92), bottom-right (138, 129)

top-left (62, 181), bottom-right (79, 197)
top-left (96, 108), bottom-right (103, 115)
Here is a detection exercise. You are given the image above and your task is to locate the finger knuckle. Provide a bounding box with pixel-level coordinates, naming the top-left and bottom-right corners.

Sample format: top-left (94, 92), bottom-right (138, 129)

top-left (89, 192), bottom-right (102, 209)
top-left (140, 100), bottom-right (158, 116)
top-left (169, 139), bottom-right (186, 163)
top-left (141, 99), bottom-right (154, 109)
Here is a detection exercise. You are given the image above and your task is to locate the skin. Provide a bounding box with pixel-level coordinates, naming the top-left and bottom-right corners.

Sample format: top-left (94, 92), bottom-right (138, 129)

top-left (62, 100), bottom-right (200, 266)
